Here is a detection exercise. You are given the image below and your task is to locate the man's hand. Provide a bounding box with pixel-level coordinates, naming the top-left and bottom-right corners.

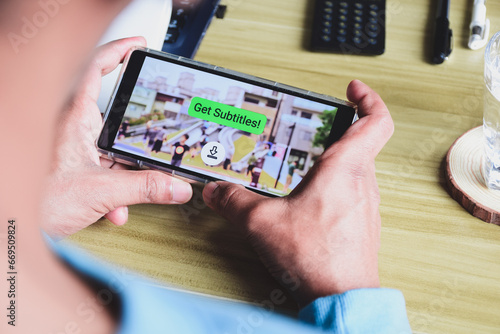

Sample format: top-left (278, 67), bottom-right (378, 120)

top-left (203, 80), bottom-right (393, 308)
top-left (41, 38), bottom-right (192, 239)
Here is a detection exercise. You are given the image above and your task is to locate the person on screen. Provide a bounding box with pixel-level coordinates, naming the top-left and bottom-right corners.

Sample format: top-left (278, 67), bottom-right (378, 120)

top-left (170, 134), bottom-right (190, 167)
top-left (247, 152), bottom-right (257, 176)
top-left (200, 127), bottom-right (208, 147)
top-left (145, 126), bottom-right (159, 156)
top-left (117, 120), bottom-right (129, 140)
top-left (283, 160), bottom-right (298, 193)
top-left (190, 126), bottom-right (208, 158)
top-left (223, 149), bottom-right (233, 170)
top-left (143, 119), bottom-right (154, 145)
top-left (152, 126), bottom-right (168, 154)
top-left (3, 2), bottom-right (411, 330)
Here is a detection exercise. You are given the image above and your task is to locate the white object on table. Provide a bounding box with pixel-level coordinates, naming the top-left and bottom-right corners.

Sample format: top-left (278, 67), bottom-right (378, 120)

top-left (97, 0), bottom-right (172, 113)
top-left (468, 0), bottom-right (490, 50)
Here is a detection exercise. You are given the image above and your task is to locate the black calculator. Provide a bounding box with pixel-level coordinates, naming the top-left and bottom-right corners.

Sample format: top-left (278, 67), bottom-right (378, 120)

top-left (310, 0), bottom-right (386, 55)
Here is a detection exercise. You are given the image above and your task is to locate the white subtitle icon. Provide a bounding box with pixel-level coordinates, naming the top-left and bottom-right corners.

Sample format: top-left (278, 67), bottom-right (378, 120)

top-left (201, 142), bottom-right (225, 166)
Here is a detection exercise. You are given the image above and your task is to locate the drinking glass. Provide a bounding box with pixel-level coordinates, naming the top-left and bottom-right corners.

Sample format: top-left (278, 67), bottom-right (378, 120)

top-left (483, 31), bottom-right (500, 190)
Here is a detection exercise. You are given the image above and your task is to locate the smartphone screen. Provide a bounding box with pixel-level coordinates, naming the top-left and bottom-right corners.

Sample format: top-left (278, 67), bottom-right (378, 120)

top-left (98, 49), bottom-right (356, 197)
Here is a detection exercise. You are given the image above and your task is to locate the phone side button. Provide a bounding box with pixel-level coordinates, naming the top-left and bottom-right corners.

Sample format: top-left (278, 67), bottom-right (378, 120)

top-left (143, 161), bottom-right (172, 174)
top-left (173, 170), bottom-right (206, 183)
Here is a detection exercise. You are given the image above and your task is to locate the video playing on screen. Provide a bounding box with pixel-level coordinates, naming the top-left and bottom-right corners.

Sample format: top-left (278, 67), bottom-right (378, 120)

top-left (112, 56), bottom-right (340, 196)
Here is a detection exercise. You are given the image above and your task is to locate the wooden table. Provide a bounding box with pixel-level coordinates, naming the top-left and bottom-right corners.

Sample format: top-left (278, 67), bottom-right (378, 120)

top-left (69, 1), bottom-right (500, 333)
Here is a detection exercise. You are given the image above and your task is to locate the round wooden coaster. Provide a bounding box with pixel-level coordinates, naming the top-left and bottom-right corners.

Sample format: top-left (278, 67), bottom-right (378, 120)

top-left (445, 126), bottom-right (500, 225)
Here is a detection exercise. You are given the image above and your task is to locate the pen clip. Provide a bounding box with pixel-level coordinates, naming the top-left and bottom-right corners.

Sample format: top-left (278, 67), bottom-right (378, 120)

top-left (468, 18), bottom-right (490, 50)
top-left (445, 28), bottom-right (453, 58)
top-left (435, 26), bottom-right (453, 64)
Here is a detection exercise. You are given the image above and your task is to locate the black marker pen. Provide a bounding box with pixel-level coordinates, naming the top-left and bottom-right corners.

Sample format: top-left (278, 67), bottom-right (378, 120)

top-left (432, 0), bottom-right (453, 64)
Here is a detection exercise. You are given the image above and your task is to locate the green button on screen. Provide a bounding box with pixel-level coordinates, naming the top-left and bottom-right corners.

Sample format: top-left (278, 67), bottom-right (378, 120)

top-left (188, 97), bottom-right (267, 135)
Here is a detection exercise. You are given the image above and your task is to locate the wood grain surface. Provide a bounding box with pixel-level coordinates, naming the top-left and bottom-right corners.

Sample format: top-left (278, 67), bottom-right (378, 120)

top-left (69, 1), bottom-right (500, 333)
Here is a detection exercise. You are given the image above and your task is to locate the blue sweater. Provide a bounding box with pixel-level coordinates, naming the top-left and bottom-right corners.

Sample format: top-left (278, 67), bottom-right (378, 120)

top-left (53, 241), bottom-right (412, 333)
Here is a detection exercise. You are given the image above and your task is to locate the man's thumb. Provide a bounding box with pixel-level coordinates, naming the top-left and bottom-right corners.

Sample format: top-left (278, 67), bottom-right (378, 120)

top-left (98, 169), bottom-right (193, 209)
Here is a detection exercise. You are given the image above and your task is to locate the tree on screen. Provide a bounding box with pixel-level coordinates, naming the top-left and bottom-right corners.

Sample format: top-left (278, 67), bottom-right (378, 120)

top-left (313, 108), bottom-right (337, 149)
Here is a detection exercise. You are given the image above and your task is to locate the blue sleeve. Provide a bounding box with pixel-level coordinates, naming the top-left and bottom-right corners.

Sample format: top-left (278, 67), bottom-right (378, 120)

top-left (48, 237), bottom-right (411, 333)
top-left (299, 289), bottom-right (412, 334)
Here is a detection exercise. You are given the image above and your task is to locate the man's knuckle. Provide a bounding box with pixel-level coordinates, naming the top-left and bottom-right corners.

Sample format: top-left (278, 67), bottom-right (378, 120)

top-left (345, 159), bottom-right (369, 181)
top-left (143, 172), bottom-right (162, 202)
top-left (378, 114), bottom-right (394, 137)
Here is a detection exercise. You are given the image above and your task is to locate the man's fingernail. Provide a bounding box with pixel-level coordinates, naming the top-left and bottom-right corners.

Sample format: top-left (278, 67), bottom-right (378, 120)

top-left (121, 206), bottom-right (128, 216)
top-left (172, 179), bottom-right (192, 203)
top-left (117, 206), bottom-right (128, 225)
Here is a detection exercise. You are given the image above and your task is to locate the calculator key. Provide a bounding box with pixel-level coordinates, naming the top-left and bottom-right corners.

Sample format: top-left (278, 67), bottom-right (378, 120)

top-left (354, 9), bottom-right (363, 16)
top-left (369, 10), bottom-right (378, 17)
top-left (339, 15), bottom-right (347, 22)
top-left (354, 3), bottom-right (363, 9)
top-left (339, 2), bottom-right (348, 8)
top-left (337, 35), bottom-right (347, 43)
top-left (175, 8), bottom-right (186, 16)
top-left (369, 4), bottom-right (379, 10)
top-left (354, 29), bottom-right (362, 37)
top-left (368, 38), bottom-right (377, 45)
top-left (368, 23), bottom-right (378, 31)
top-left (178, 16), bottom-right (188, 29)
top-left (324, 0), bottom-right (334, 7)
top-left (339, 8), bottom-right (348, 15)
top-left (322, 27), bottom-right (331, 34)
top-left (169, 19), bottom-right (181, 30)
top-left (172, 11), bottom-right (187, 26)
top-left (353, 36), bottom-right (362, 44)
top-left (323, 20), bottom-right (332, 27)
top-left (367, 30), bottom-right (378, 38)
top-left (175, 3), bottom-right (192, 13)
top-left (324, 14), bottom-right (333, 21)
top-left (324, 7), bottom-right (333, 14)
top-left (354, 23), bottom-right (362, 29)
top-left (338, 28), bottom-right (347, 36)
top-left (369, 17), bottom-right (378, 23)
top-left (354, 16), bottom-right (363, 23)
top-left (338, 21), bottom-right (347, 29)
top-left (322, 35), bottom-right (331, 42)
top-left (165, 29), bottom-right (180, 43)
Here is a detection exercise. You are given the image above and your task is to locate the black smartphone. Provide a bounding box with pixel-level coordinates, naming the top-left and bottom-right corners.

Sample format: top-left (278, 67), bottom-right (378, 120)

top-left (97, 48), bottom-right (357, 197)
